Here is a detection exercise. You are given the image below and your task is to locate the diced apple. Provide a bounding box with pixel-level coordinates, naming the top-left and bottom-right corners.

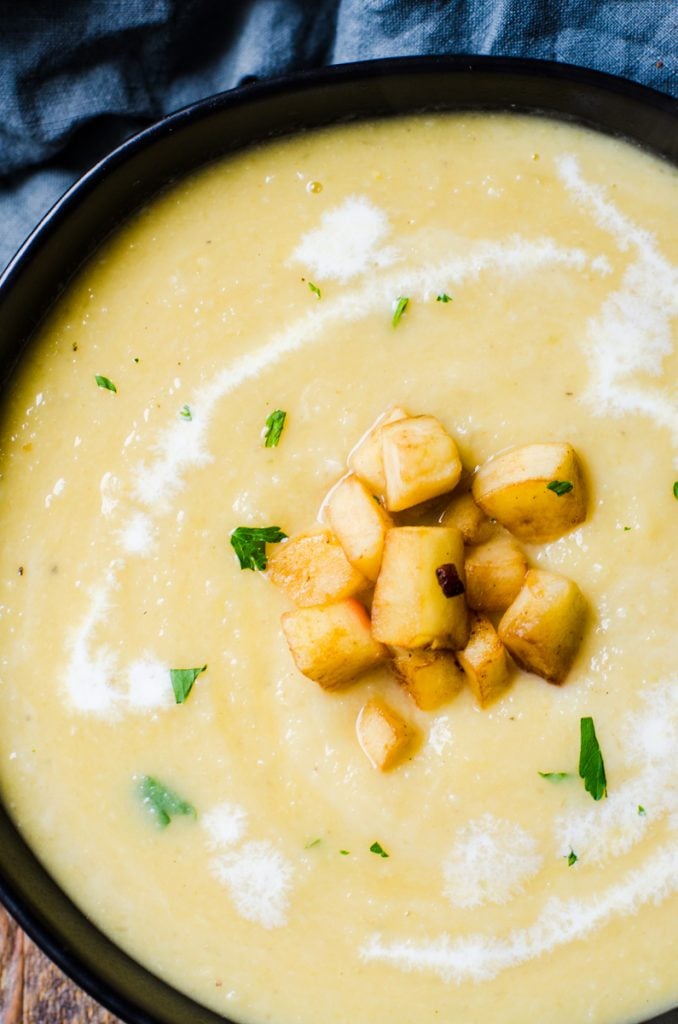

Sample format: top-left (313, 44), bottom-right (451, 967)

top-left (457, 614), bottom-right (511, 708)
top-left (371, 526), bottom-right (469, 650)
top-left (381, 415), bottom-right (463, 512)
top-left (267, 529), bottom-right (367, 607)
top-left (390, 647), bottom-right (465, 710)
top-left (465, 532), bottom-right (528, 612)
top-left (439, 491), bottom-right (492, 544)
top-left (281, 599), bottom-right (385, 690)
top-left (324, 474), bottom-right (393, 581)
top-left (498, 569), bottom-right (587, 684)
top-left (347, 406), bottom-right (409, 495)
top-left (472, 442), bottom-right (586, 543)
top-left (356, 696), bottom-right (411, 770)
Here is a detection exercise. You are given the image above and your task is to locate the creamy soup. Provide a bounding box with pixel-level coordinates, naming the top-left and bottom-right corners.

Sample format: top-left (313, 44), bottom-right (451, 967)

top-left (0, 113), bottom-right (676, 1024)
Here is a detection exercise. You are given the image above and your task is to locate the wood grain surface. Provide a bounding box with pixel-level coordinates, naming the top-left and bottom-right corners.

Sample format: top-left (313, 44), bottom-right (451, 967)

top-left (0, 904), bottom-right (122, 1024)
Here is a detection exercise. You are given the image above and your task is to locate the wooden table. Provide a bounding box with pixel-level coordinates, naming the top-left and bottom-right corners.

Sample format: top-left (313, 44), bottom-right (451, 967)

top-left (0, 904), bottom-right (121, 1024)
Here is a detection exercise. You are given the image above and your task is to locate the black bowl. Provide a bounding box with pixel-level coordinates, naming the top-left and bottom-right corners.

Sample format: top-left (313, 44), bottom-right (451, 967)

top-left (0, 56), bottom-right (676, 1024)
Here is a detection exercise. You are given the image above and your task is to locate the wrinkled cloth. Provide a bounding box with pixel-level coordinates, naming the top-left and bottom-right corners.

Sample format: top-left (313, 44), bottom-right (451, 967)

top-left (1, 0), bottom-right (676, 271)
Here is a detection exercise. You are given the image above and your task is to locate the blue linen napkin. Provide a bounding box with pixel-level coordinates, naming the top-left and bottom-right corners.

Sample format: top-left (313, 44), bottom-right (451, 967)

top-left (1, 0), bottom-right (676, 272)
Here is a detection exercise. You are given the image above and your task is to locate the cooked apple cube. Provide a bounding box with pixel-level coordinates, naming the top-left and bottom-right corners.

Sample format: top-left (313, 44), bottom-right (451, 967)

top-left (390, 647), bottom-right (465, 710)
top-left (372, 526), bottom-right (469, 650)
top-left (324, 474), bottom-right (393, 581)
top-left (356, 696), bottom-right (411, 770)
top-left (472, 442), bottom-right (586, 543)
top-left (381, 415), bottom-right (463, 512)
top-left (457, 614), bottom-right (511, 708)
top-left (498, 569), bottom-right (587, 684)
top-left (465, 532), bottom-right (528, 612)
top-left (439, 491), bottom-right (492, 544)
top-left (267, 529), bottom-right (367, 607)
top-left (347, 406), bottom-right (409, 495)
top-left (281, 599), bottom-right (385, 690)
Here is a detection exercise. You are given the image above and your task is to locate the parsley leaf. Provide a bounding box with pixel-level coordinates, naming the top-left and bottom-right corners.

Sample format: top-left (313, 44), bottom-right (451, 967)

top-left (567, 849), bottom-right (578, 867)
top-left (436, 293), bottom-right (452, 303)
top-left (370, 841), bottom-right (389, 858)
top-left (230, 526), bottom-right (287, 571)
top-left (95, 374), bottom-right (117, 393)
top-left (339, 849), bottom-right (350, 856)
top-left (137, 775), bottom-right (196, 828)
top-left (170, 665), bottom-right (206, 704)
top-left (578, 717), bottom-right (607, 800)
top-left (539, 771), bottom-right (570, 781)
top-left (263, 409), bottom-right (287, 448)
top-left (673, 481), bottom-right (678, 500)
top-left (305, 838), bottom-right (321, 849)
top-left (179, 404), bottom-right (192, 420)
top-left (638, 805), bottom-right (646, 816)
top-left (392, 296), bottom-right (409, 327)
top-left (308, 281), bottom-right (321, 299)
top-left (547, 480), bottom-right (573, 496)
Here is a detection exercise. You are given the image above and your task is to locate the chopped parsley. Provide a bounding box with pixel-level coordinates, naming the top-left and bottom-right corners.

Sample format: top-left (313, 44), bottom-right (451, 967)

top-left (538, 771), bottom-right (570, 781)
top-left (95, 374), bottom-right (117, 393)
top-left (305, 837), bottom-right (322, 849)
top-left (230, 525), bottom-right (287, 571)
top-left (170, 664), bottom-right (207, 704)
top-left (567, 849), bottom-right (578, 867)
top-left (673, 481), bottom-right (678, 500)
top-left (436, 293), bottom-right (452, 303)
top-left (263, 409), bottom-right (287, 448)
top-left (179, 404), bottom-right (192, 420)
top-left (392, 296), bottom-right (409, 327)
top-left (308, 281), bottom-right (321, 299)
top-left (370, 841), bottom-right (389, 858)
top-left (339, 849), bottom-right (350, 856)
top-left (623, 525), bottom-right (632, 531)
top-left (579, 716), bottom-right (607, 801)
top-left (547, 479), bottom-right (573, 496)
top-left (638, 805), bottom-right (646, 816)
top-left (137, 775), bottom-right (196, 828)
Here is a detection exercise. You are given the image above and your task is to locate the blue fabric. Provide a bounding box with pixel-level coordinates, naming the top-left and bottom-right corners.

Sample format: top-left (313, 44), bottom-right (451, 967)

top-left (1, 0), bottom-right (676, 272)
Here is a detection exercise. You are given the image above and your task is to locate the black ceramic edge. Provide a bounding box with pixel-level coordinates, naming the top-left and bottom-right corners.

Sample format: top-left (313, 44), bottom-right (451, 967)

top-left (0, 55), bottom-right (676, 1024)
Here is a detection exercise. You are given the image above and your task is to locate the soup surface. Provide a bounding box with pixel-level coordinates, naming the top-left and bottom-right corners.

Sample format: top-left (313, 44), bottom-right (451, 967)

top-left (0, 113), bottom-right (676, 1024)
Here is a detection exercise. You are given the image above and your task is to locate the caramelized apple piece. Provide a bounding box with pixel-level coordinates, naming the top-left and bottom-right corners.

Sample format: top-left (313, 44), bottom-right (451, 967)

top-left (371, 526), bottom-right (469, 650)
top-left (498, 569), bottom-right (587, 684)
top-left (267, 529), bottom-right (367, 607)
top-left (457, 614), bottom-right (511, 708)
top-left (281, 599), bottom-right (385, 690)
top-left (390, 647), bottom-right (465, 710)
top-left (325, 474), bottom-right (393, 581)
top-left (347, 406), bottom-right (409, 495)
top-left (465, 532), bottom-right (528, 612)
top-left (381, 415), bottom-right (462, 512)
top-left (472, 442), bottom-right (586, 543)
top-left (439, 490), bottom-right (492, 544)
top-left (356, 696), bottom-right (411, 770)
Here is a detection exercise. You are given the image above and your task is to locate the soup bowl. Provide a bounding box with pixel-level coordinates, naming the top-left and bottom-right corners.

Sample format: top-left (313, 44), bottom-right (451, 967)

top-left (0, 56), bottom-right (676, 1024)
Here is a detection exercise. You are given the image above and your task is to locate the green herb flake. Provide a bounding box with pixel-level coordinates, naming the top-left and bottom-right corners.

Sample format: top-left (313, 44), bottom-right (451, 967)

top-left (308, 281), bottom-right (322, 299)
top-left (95, 374), bottom-right (117, 393)
top-left (179, 404), bottom-right (192, 421)
top-left (579, 716), bottom-right (607, 801)
top-left (623, 526), bottom-right (632, 531)
top-left (305, 838), bottom-right (322, 849)
top-left (370, 841), bottom-right (389, 858)
top-left (539, 771), bottom-right (570, 781)
top-left (567, 849), bottom-right (578, 867)
top-left (339, 849), bottom-right (350, 856)
top-left (133, 357), bottom-right (140, 364)
top-left (673, 481), bottom-right (678, 500)
top-left (170, 664), bottom-right (207, 704)
top-left (638, 805), bottom-right (646, 816)
top-left (436, 293), bottom-right (452, 303)
top-left (547, 479), bottom-right (573, 496)
top-left (230, 525), bottom-right (287, 571)
top-left (137, 775), bottom-right (196, 829)
top-left (263, 409), bottom-right (287, 448)
top-left (392, 296), bottom-right (409, 328)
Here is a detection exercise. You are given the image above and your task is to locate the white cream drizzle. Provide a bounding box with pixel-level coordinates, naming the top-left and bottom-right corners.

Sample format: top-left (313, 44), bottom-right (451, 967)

top-left (443, 815), bottom-right (542, 908)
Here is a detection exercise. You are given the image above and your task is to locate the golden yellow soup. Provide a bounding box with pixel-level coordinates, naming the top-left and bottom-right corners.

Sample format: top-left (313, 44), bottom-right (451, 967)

top-left (0, 113), bottom-right (676, 1024)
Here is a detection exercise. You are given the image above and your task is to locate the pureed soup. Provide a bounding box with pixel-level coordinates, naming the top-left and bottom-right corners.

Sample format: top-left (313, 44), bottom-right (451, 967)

top-left (0, 113), bottom-right (676, 1024)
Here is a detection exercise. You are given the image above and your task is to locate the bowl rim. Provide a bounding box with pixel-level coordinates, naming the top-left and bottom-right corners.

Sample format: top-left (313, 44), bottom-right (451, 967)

top-left (0, 53), bottom-right (676, 1024)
